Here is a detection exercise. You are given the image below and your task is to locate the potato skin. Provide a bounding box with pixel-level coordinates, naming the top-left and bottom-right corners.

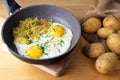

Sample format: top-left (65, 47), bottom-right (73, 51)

top-left (97, 28), bottom-right (115, 39)
top-left (82, 17), bottom-right (101, 33)
top-left (85, 43), bottom-right (105, 58)
top-left (103, 16), bottom-right (120, 31)
top-left (106, 33), bottom-right (120, 54)
top-left (95, 52), bottom-right (118, 74)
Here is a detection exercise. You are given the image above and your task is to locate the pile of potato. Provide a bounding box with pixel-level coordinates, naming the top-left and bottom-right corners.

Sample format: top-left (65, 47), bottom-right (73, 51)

top-left (82, 16), bottom-right (120, 74)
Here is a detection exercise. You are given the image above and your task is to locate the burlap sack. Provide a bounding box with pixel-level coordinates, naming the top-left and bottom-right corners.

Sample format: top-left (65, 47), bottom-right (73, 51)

top-left (81, 0), bottom-right (120, 43)
top-left (81, 0), bottom-right (120, 53)
top-left (82, 0), bottom-right (120, 23)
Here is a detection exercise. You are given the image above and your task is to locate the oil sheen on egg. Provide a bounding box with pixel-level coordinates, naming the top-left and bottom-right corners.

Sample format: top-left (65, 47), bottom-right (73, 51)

top-left (15, 22), bottom-right (73, 59)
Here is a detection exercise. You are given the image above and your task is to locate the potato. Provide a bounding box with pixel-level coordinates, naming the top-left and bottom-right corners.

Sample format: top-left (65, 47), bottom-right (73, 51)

top-left (106, 33), bottom-right (120, 54)
top-left (14, 36), bottom-right (31, 44)
top-left (97, 27), bottom-right (115, 39)
top-left (95, 52), bottom-right (118, 74)
top-left (85, 42), bottom-right (105, 58)
top-left (103, 16), bottom-right (120, 31)
top-left (82, 17), bottom-right (101, 33)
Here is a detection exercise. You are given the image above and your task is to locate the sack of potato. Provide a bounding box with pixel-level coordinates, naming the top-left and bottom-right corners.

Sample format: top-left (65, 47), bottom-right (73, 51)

top-left (81, 0), bottom-right (120, 74)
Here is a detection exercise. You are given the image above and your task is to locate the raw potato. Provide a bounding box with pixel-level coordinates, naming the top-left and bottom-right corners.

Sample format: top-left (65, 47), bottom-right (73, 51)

top-left (103, 16), bottom-right (120, 31)
top-left (82, 17), bottom-right (101, 33)
top-left (95, 52), bottom-right (118, 74)
top-left (106, 33), bottom-right (120, 54)
top-left (85, 42), bottom-right (105, 58)
top-left (97, 27), bottom-right (115, 39)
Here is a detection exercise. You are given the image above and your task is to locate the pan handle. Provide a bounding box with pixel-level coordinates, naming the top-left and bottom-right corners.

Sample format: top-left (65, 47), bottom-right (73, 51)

top-left (3, 0), bottom-right (21, 15)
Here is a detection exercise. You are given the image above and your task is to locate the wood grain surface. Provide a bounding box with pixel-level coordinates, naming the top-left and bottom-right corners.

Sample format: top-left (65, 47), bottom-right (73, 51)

top-left (1, 0), bottom-right (120, 80)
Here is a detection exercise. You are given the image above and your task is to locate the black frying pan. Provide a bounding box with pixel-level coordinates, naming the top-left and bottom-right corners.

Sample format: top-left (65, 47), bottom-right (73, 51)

top-left (1, 0), bottom-right (81, 64)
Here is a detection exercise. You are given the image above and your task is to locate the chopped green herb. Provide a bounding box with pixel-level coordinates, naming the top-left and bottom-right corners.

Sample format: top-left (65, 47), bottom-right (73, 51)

top-left (58, 48), bottom-right (61, 53)
top-left (58, 39), bottom-right (64, 47)
top-left (44, 53), bottom-right (48, 56)
top-left (54, 43), bottom-right (56, 47)
top-left (41, 46), bottom-right (45, 50)
top-left (58, 43), bottom-right (62, 47)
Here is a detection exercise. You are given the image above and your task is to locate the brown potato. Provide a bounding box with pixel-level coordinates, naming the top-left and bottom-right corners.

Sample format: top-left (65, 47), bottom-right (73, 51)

top-left (85, 42), bottom-right (105, 58)
top-left (106, 33), bottom-right (120, 54)
top-left (103, 16), bottom-right (120, 31)
top-left (82, 17), bottom-right (101, 33)
top-left (97, 27), bottom-right (115, 39)
top-left (95, 52), bottom-right (118, 74)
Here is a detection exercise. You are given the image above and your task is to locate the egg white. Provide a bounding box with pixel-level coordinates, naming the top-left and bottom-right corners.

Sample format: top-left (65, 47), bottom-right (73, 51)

top-left (15, 23), bottom-right (73, 59)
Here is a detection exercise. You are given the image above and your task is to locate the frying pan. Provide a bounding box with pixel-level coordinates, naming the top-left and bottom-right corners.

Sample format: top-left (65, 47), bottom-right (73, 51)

top-left (1, 0), bottom-right (81, 64)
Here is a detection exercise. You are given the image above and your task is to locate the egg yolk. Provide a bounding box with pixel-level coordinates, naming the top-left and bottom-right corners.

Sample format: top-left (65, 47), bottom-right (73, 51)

top-left (25, 45), bottom-right (43, 58)
top-left (50, 25), bottom-right (65, 37)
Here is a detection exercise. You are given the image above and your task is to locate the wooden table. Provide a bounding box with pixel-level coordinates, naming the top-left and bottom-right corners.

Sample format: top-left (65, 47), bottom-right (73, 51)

top-left (1, 0), bottom-right (120, 80)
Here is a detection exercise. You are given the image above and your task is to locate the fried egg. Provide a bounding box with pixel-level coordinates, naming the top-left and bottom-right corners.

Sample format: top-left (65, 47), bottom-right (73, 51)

top-left (15, 22), bottom-right (73, 59)
top-left (25, 45), bottom-right (43, 58)
top-left (50, 25), bottom-right (65, 37)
